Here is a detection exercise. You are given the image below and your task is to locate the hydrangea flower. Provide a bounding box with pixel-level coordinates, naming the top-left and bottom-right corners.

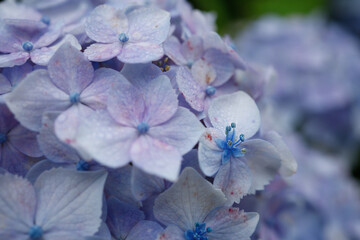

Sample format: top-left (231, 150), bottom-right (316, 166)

top-left (73, 69), bottom-right (204, 181)
top-left (0, 104), bottom-right (42, 175)
top-left (198, 91), bottom-right (283, 203)
top-left (0, 168), bottom-right (107, 239)
top-left (5, 43), bottom-right (117, 139)
top-left (154, 167), bottom-right (259, 240)
top-left (84, 4), bottom-right (170, 63)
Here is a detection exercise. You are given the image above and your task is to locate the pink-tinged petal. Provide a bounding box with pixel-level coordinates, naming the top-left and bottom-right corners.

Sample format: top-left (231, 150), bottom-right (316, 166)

top-left (54, 104), bottom-right (93, 149)
top-left (181, 35), bottom-right (203, 62)
top-left (48, 43), bottom-right (94, 94)
top-left (75, 110), bottom-right (137, 168)
top-left (0, 173), bottom-right (36, 236)
top-left (31, 34), bottom-right (82, 66)
top-left (157, 225), bottom-right (184, 240)
top-left (35, 168), bottom-right (107, 236)
top-left (131, 166), bottom-right (166, 201)
top-left (84, 42), bottom-right (122, 62)
top-left (176, 66), bottom-right (205, 112)
top-left (127, 7), bottom-right (170, 44)
top-left (81, 68), bottom-right (123, 110)
top-left (120, 63), bottom-right (163, 88)
top-left (142, 75), bottom-right (178, 126)
top-left (118, 42), bottom-right (164, 63)
top-left (33, 22), bottom-right (63, 48)
top-left (242, 139), bottom-right (282, 194)
top-left (163, 36), bottom-right (187, 65)
top-left (106, 197), bottom-right (145, 239)
top-left (130, 135), bottom-right (182, 182)
top-left (205, 207), bottom-right (259, 240)
top-left (263, 131), bottom-right (297, 177)
top-left (153, 168), bottom-right (227, 230)
top-left (191, 59), bottom-right (216, 87)
top-left (0, 74), bottom-right (11, 95)
top-left (198, 128), bottom-right (224, 176)
top-left (149, 107), bottom-right (204, 155)
top-left (7, 124), bottom-right (42, 157)
top-left (127, 221), bottom-right (164, 240)
top-left (5, 69), bottom-right (70, 131)
top-left (203, 49), bottom-right (234, 86)
top-left (203, 31), bottom-right (228, 52)
top-left (0, 52), bottom-right (29, 68)
top-left (213, 159), bottom-right (252, 203)
top-left (107, 79), bottom-right (145, 127)
top-left (208, 91), bottom-right (261, 139)
top-left (85, 4), bottom-right (127, 43)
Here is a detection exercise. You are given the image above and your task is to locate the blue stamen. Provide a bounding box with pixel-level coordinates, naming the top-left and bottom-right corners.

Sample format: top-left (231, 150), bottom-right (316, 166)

top-left (76, 160), bottom-right (90, 171)
top-left (205, 86), bottom-right (216, 96)
top-left (217, 124), bottom-right (246, 164)
top-left (41, 16), bottom-right (50, 25)
top-left (118, 33), bottom-right (129, 43)
top-left (185, 222), bottom-right (211, 240)
top-left (22, 41), bottom-right (33, 52)
top-left (29, 225), bottom-right (43, 240)
top-left (69, 92), bottom-right (81, 104)
top-left (137, 122), bottom-right (149, 134)
top-left (0, 133), bottom-right (7, 144)
top-left (187, 60), bottom-right (194, 68)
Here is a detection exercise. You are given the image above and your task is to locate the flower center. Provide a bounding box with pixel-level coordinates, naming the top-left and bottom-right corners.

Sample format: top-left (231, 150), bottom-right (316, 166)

top-left (22, 41), bottom-right (34, 52)
top-left (185, 222), bottom-right (212, 240)
top-left (69, 92), bottom-right (81, 104)
top-left (41, 16), bottom-right (50, 25)
top-left (137, 122), bottom-right (149, 134)
top-left (118, 33), bottom-right (129, 43)
top-left (0, 133), bottom-right (7, 144)
top-left (29, 225), bottom-right (43, 240)
top-left (76, 160), bottom-right (90, 171)
top-left (214, 122), bottom-right (246, 164)
top-left (205, 86), bottom-right (216, 96)
top-left (153, 57), bottom-right (170, 72)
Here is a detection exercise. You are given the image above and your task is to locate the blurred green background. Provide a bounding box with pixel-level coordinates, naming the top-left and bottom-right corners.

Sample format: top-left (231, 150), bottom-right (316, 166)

top-left (188, 0), bottom-right (326, 35)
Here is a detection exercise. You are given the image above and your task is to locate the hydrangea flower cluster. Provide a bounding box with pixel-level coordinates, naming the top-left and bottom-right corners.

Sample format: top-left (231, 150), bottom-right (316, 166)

top-left (0, 1), bottom-right (298, 240)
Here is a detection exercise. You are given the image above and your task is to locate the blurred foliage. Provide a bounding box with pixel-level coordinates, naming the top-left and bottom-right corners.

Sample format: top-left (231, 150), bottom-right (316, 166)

top-left (189, 0), bottom-right (326, 35)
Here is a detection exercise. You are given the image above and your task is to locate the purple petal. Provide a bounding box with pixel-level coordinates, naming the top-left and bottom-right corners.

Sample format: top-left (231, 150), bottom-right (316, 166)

top-left (48, 43), bottom-right (94, 94)
top-left (106, 197), bottom-right (144, 239)
top-left (25, 159), bottom-right (69, 184)
top-left (0, 173), bottom-right (36, 236)
top-left (75, 110), bottom-right (137, 168)
top-left (37, 112), bottom-right (80, 164)
top-left (84, 42), bottom-right (122, 62)
top-left (0, 73), bottom-right (11, 95)
top-left (127, 7), bottom-right (170, 44)
top-left (176, 66), bottom-right (205, 112)
top-left (163, 36), bottom-right (187, 65)
top-left (205, 207), bottom-right (259, 240)
top-left (181, 35), bottom-right (203, 63)
top-left (34, 168), bottom-right (107, 236)
top-left (203, 31), bottom-right (228, 52)
top-left (120, 63), bottom-right (163, 88)
top-left (0, 104), bottom-right (17, 133)
top-left (203, 49), bottom-right (234, 86)
top-left (142, 75), bottom-right (178, 126)
top-left (153, 167), bottom-right (227, 231)
top-left (0, 23), bottom-right (23, 53)
top-left (118, 42), bottom-right (164, 63)
top-left (208, 91), bottom-right (261, 139)
top-left (2, 62), bottom-right (33, 87)
top-left (198, 128), bottom-right (224, 176)
top-left (85, 4), bottom-right (127, 43)
top-left (242, 139), bottom-right (282, 194)
top-left (131, 166), bottom-right (166, 201)
top-left (33, 22), bottom-right (63, 49)
top-left (81, 68), bottom-right (122, 110)
top-left (0, 143), bottom-right (29, 175)
top-left (213, 159), bottom-right (252, 203)
top-left (0, 52), bottom-right (29, 68)
top-left (149, 107), bottom-right (204, 155)
top-left (130, 135), bottom-right (182, 182)
top-left (5, 69), bottom-right (70, 131)
top-left (7, 124), bottom-right (42, 157)
top-left (126, 220), bottom-right (164, 240)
